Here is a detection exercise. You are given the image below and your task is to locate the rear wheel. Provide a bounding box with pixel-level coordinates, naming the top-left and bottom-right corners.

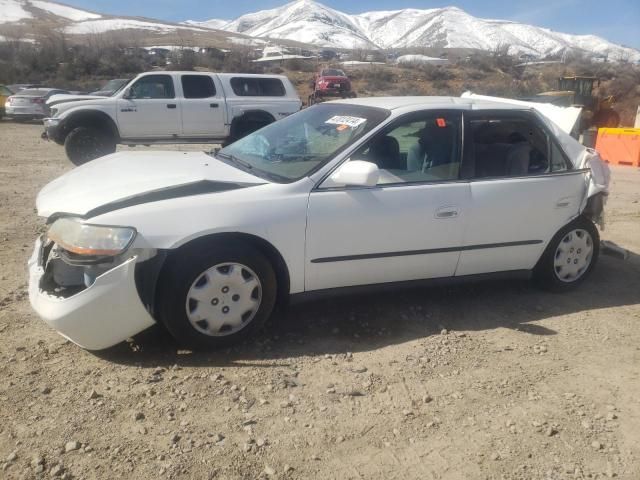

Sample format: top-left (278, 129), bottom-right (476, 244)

top-left (64, 127), bottom-right (116, 166)
top-left (533, 216), bottom-right (599, 292)
top-left (223, 114), bottom-right (274, 147)
top-left (156, 242), bottom-right (277, 349)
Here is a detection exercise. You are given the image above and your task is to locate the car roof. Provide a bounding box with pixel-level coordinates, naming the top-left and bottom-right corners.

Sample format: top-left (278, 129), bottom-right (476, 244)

top-left (13, 88), bottom-right (63, 95)
top-left (138, 71), bottom-right (288, 79)
top-left (327, 96), bottom-right (528, 111)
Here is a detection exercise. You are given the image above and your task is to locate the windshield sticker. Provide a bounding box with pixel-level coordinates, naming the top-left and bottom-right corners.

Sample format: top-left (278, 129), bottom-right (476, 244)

top-left (325, 116), bottom-right (367, 128)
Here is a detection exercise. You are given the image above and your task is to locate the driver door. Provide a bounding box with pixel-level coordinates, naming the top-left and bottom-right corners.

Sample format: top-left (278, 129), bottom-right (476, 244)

top-left (117, 74), bottom-right (181, 138)
top-left (305, 111), bottom-right (471, 291)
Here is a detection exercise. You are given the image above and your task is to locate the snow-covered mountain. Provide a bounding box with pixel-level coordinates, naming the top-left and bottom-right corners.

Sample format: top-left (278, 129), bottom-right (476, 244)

top-left (2, 0), bottom-right (637, 61)
top-left (0, 0), bottom-right (208, 35)
top-left (187, 0), bottom-right (640, 61)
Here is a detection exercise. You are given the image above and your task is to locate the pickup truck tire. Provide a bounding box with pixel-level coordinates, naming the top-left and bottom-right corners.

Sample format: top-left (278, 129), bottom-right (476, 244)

top-left (64, 127), bottom-right (116, 166)
top-left (156, 242), bottom-right (277, 349)
top-left (224, 113), bottom-right (274, 147)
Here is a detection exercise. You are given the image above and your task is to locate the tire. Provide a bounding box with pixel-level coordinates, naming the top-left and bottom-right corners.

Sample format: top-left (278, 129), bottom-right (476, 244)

top-left (224, 115), bottom-right (273, 147)
top-left (156, 241), bottom-right (277, 349)
top-left (64, 126), bottom-right (116, 166)
top-left (533, 216), bottom-right (600, 292)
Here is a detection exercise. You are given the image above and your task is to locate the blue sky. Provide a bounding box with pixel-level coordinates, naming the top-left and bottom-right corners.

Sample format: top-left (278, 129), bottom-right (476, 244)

top-left (63, 0), bottom-right (640, 48)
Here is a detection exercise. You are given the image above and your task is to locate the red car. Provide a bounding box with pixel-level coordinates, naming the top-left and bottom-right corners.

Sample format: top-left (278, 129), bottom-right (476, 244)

top-left (309, 68), bottom-right (356, 105)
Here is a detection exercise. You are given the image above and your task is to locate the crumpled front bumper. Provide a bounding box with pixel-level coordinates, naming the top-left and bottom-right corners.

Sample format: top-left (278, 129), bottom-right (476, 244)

top-left (42, 117), bottom-right (63, 143)
top-left (28, 237), bottom-right (156, 350)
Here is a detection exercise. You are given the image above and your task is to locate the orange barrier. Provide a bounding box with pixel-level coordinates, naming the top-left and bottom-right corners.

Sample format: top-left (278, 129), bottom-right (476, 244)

top-left (595, 128), bottom-right (640, 167)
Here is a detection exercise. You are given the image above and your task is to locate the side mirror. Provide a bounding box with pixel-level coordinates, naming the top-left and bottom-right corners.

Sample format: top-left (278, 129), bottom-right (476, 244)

top-left (122, 88), bottom-right (132, 99)
top-left (329, 160), bottom-right (380, 187)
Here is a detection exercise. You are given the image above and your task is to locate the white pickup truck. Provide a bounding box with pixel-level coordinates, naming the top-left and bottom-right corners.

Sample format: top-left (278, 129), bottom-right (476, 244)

top-left (44, 71), bottom-right (302, 164)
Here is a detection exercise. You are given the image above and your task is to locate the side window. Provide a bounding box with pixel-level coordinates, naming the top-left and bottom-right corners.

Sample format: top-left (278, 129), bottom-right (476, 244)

top-left (230, 77), bottom-right (285, 97)
top-left (128, 75), bottom-right (175, 99)
top-left (467, 117), bottom-right (553, 178)
top-left (352, 112), bottom-right (461, 184)
top-left (550, 141), bottom-right (570, 172)
top-left (182, 75), bottom-right (216, 99)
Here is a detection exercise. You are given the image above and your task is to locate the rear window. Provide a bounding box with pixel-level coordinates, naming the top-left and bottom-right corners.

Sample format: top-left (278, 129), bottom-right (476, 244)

top-left (321, 69), bottom-right (345, 77)
top-left (468, 116), bottom-right (570, 178)
top-left (182, 75), bottom-right (216, 99)
top-left (17, 89), bottom-right (51, 96)
top-left (230, 77), bottom-right (286, 97)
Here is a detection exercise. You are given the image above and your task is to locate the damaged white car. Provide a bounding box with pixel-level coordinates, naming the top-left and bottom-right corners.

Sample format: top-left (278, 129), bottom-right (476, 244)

top-left (28, 96), bottom-right (610, 350)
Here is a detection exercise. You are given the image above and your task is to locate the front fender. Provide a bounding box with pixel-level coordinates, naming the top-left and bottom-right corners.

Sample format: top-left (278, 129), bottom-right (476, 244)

top-left (85, 180), bottom-right (314, 294)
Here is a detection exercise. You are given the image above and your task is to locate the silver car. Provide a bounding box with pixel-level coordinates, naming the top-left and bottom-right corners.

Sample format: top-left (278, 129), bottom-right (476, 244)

top-left (5, 88), bottom-right (70, 120)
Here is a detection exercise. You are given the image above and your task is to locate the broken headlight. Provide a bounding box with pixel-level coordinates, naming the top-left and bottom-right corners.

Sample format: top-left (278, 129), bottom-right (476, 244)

top-left (47, 218), bottom-right (136, 257)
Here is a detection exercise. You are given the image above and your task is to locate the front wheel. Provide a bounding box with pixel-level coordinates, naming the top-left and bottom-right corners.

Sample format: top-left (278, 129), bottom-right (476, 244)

top-left (156, 242), bottom-right (277, 349)
top-left (533, 216), bottom-right (599, 292)
top-left (64, 127), bottom-right (116, 166)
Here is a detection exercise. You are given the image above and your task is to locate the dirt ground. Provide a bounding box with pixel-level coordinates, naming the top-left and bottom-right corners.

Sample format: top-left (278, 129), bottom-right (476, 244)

top-left (0, 119), bottom-right (639, 480)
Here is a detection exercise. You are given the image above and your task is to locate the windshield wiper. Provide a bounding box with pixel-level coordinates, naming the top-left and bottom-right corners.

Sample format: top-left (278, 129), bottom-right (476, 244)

top-left (216, 151), bottom-right (289, 183)
top-left (216, 151), bottom-right (253, 170)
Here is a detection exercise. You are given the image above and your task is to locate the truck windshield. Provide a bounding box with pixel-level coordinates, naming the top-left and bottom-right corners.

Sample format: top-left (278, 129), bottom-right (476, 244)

top-left (216, 104), bottom-right (389, 182)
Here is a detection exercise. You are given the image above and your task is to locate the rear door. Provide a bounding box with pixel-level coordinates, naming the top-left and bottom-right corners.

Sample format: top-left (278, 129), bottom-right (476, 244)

top-left (455, 110), bottom-right (589, 276)
top-left (179, 74), bottom-right (226, 137)
top-left (116, 74), bottom-right (180, 138)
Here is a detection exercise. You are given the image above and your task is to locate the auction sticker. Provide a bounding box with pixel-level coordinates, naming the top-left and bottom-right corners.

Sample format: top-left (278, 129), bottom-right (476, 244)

top-left (325, 116), bottom-right (367, 128)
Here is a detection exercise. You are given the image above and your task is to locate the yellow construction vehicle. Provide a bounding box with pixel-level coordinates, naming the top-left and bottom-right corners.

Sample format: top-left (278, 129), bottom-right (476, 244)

top-left (530, 76), bottom-right (619, 131)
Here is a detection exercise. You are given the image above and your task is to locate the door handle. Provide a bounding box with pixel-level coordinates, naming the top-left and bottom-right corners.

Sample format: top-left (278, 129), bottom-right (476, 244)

top-left (167, 104), bottom-right (177, 109)
top-left (435, 206), bottom-right (460, 219)
top-left (555, 197), bottom-right (573, 208)
top-left (210, 103), bottom-right (219, 108)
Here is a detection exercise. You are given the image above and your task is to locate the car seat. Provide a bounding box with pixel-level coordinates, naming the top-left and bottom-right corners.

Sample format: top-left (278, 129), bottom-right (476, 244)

top-left (368, 135), bottom-right (403, 170)
top-left (505, 142), bottom-right (532, 176)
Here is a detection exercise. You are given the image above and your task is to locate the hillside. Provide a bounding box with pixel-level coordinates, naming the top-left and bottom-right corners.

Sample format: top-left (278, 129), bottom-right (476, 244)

top-left (188, 0), bottom-right (640, 62)
top-left (0, 0), bottom-right (267, 49)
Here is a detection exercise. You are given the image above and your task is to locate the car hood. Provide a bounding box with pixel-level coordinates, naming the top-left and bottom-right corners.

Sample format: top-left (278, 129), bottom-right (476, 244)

top-left (47, 94), bottom-right (108, 107)
top-left (37, 151), bottom-right (266, 219)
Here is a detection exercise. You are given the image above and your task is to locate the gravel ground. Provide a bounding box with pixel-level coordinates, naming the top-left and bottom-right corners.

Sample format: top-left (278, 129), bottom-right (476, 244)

top-left (0, 120), bottom-right (639, 480)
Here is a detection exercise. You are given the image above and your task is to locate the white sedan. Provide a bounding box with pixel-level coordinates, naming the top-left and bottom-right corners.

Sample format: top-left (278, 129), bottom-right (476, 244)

top-left (28, 96), bottom-right (610, 350)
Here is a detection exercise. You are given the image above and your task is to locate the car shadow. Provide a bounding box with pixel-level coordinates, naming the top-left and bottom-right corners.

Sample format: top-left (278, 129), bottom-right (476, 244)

top-left (95, 249), bottom-right (640, 367)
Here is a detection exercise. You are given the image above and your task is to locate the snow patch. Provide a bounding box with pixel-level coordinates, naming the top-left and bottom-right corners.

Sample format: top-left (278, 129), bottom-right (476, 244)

top-left (64, 19), bottom-right (205, 34)
top-left (183, 19), bottom-right (229, 30)
top-left (397, 54), bottom-right (449, 65)
top-left (29, 0), bottom-right (101, 21)
top-left (0, 0), bottom-right (32, 23)
top-left (227, 36), bottom-right (266, 46)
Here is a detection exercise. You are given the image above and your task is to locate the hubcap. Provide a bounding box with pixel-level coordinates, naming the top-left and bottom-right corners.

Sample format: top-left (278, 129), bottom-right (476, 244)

top-left (553, 229), bottom-right (593, 283)
top-left (185, 263), bottom-right (262, 337)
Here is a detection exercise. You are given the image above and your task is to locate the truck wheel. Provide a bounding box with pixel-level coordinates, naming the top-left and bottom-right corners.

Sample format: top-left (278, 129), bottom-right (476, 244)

top-left (64, 127), bottom-right (116, 166)
top-left (224, 115), bottom-right (273, 147)
top-left (156, 242), bottom-right (277, 349)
